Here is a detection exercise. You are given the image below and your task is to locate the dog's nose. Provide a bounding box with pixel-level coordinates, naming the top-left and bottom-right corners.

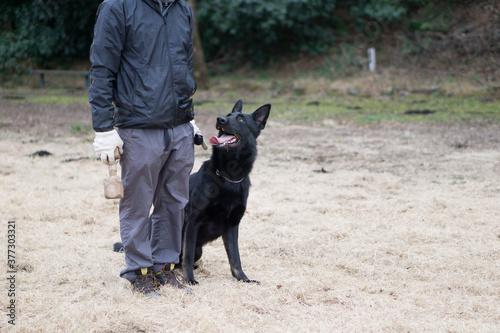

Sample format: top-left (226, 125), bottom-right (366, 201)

top-left (217, 116), bottom-right (227, 125)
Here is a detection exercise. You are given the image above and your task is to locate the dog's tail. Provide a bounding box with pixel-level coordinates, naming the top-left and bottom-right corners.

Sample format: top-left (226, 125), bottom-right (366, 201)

top-left (113, 242), bottom-right (124, 253)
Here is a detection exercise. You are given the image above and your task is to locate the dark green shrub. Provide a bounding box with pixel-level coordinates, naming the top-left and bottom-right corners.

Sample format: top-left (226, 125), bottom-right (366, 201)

top-left (197, 0), bottom-right (338, 66)
top-left (349, 0), bottom-right (432, 24)
top-left (0, 0), bottom-right (101, 73)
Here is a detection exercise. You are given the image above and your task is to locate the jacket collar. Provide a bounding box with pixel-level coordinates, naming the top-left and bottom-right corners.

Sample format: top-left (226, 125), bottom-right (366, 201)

top-left (141, 0), bottom-right (177, 16)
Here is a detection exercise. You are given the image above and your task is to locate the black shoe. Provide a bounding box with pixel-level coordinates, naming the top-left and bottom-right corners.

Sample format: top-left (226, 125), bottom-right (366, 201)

top-left (131, 269), bottom-right (161, 298)
top-left (155, 264), bottom-right (192, 294)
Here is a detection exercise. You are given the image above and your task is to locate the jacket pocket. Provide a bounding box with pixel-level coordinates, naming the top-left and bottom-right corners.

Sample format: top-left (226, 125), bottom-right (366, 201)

top-left (133, 66), bottom-right (172, 113)
top-left (178, 98), bottom-right (194, 121)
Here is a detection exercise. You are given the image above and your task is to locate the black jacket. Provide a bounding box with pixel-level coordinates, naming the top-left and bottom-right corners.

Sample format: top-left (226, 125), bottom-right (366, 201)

top-left (89, 0), bottom-right (196, 132)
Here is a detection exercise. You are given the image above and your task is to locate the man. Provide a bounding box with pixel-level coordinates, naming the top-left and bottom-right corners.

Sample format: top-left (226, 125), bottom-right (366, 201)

top-left (89, 0), bottom-right (199, 297)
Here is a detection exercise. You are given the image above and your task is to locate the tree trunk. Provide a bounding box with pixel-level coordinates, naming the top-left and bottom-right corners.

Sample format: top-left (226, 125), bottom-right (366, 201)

top-left (188, 0), bottom-right (210, 90)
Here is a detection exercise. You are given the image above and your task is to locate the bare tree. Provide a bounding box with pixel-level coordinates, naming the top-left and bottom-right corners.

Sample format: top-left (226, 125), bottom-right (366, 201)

top-left (188, 0), bottom-right (210, 89)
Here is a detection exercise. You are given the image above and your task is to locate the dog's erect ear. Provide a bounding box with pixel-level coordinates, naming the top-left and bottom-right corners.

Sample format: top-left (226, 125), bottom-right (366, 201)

top-left (232, 99), bottom-right (243, 113)
top-left (252, 104), bottom-right (271, 129)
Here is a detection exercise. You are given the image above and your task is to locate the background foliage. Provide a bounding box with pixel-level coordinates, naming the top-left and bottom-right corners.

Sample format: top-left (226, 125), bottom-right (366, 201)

top-left (197, 0), bottom-right (338, 66)
top-left (0, 0), bottom-right (468, 73)
top-left (0, 0), bottom-right (101, 73)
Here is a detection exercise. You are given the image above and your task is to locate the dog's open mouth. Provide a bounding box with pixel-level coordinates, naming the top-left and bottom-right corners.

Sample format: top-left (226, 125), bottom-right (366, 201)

top-left (209, 129), bottom-right (241, 148)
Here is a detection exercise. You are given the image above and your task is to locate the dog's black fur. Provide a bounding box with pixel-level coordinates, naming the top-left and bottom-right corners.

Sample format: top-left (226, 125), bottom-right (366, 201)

top-left (113, 100), bottom-right (271, 285)
top-left (182, 99), bottom-right (271, 285)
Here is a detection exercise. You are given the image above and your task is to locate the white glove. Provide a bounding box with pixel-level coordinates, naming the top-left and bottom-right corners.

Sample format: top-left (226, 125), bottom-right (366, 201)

top-left (93, 129), bottom-right (124, 165)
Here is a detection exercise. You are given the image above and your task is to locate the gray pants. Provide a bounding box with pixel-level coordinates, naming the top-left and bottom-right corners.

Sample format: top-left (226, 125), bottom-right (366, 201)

top-left (118, 123), bottom-right (194, 283)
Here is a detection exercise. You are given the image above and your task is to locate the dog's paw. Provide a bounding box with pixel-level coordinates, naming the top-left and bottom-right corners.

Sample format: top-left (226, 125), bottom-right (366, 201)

top-left (184, 278), bottom-right (199, 286)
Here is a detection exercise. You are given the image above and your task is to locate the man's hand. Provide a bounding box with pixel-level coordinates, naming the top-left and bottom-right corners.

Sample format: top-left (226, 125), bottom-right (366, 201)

top-left (191, 120), bottom-right (207, 149)
top-left (93, 129), bottom-right (124, 165)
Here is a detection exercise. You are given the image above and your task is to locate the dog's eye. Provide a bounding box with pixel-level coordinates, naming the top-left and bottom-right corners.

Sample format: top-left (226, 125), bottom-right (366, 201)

top-left (238, 116), bottom-right (245, 123)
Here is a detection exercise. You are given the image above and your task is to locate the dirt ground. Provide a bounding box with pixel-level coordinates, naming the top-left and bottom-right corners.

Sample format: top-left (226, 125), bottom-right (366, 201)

top-left (1, 96), bottom-right (499, 332)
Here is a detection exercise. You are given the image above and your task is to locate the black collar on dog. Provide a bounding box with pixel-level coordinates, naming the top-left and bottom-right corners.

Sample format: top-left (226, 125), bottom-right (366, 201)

top-left (216, 169), bottom-right (244, 184)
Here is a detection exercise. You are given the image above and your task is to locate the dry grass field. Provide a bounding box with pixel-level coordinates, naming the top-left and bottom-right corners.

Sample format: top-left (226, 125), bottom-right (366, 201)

top-left (0, 84), bottom-right (499, 332)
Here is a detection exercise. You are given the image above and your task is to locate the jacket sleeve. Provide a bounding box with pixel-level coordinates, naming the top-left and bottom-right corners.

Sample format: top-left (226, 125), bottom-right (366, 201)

top-left (187, 6), bottom-right (194, 78)
top-left (88, 1), bottom-right (126, 132)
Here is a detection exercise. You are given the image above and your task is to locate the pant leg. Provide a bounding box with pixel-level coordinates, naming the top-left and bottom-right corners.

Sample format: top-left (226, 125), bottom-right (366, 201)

top-left (118, 128), bottom-right (167, 283)
top-left (150, 122), bottom-right (194, 272)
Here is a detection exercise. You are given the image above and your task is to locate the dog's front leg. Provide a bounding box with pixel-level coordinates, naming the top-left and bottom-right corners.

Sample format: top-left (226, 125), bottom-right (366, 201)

top-left (222, 225), bottom-right (260, 284)
top-left (182, 219), bottom-right (200, 285)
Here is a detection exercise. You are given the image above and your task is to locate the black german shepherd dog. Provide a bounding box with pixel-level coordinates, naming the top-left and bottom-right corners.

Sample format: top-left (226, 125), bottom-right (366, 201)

top-left (182, 99), bottom-right (271, 285)
top-left (113, 100), bottom-right (271, 286)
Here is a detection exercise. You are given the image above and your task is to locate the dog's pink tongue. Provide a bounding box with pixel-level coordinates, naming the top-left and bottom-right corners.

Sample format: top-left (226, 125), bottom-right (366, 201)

top-left (209, 134), bottom-right (235, 145)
